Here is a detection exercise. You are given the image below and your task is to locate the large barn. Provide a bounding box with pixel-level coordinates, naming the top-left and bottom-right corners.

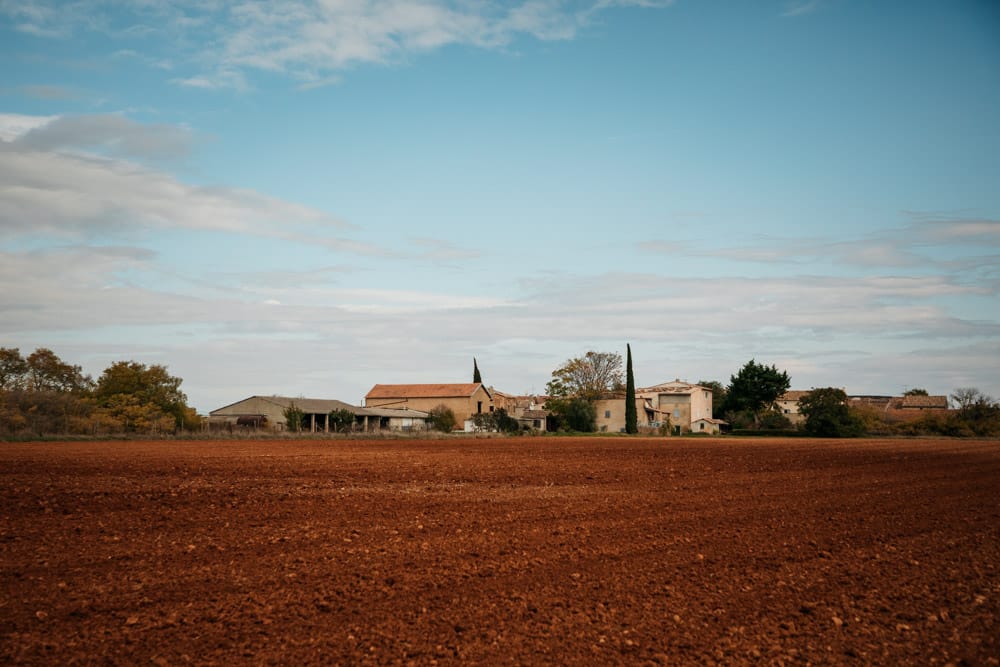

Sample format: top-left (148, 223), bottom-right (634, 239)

top-left (209, 395), bottom-right (429, 433)
top-left (364, 383), bottom-right (494, 423)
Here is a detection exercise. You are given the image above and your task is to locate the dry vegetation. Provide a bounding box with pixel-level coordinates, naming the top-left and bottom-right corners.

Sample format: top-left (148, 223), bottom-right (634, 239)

top-left (2, 437), bottom-right (998, 665)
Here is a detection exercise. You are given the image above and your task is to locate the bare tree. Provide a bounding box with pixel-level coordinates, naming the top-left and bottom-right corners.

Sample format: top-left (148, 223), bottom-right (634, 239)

top-left (951, 387), bottom-right (991, 410)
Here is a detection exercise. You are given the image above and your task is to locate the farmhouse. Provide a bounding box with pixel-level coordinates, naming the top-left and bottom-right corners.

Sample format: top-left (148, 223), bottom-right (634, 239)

top-left (637, 380), bottom-right (714, 433)
top-left (691, 417), bottom-right (728, 435)
top-left (365, 383), bottom-right (493, 423)
top-left (209, 395), bottom-right (429, 432)
top-left (594, 395), bottom-right (660, 433)
top-left (517, 409), bottom-right (550, 432)
top-left (777, 390), bottom-right (812, 425)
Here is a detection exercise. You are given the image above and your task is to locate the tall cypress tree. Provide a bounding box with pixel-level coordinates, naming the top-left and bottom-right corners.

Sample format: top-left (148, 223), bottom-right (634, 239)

top-left (473, 358), bottom-right (482, 384)
top-left (625, 344), bottom-right (638, 433)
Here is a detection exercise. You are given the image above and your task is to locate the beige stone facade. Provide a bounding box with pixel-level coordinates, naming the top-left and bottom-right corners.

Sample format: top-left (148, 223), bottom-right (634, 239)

top-left (594, 395), bottom-right (658, 433)
top-left (637, 380), bottom-right (714, 433)
top-left (777, 390), bottom-right (811, 425)
top-left (365, 383), bottom-right (493, 422)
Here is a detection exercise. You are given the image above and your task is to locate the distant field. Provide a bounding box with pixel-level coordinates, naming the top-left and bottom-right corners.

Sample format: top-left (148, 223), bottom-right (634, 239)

top-left (2, 437), bottom-right (998, 665)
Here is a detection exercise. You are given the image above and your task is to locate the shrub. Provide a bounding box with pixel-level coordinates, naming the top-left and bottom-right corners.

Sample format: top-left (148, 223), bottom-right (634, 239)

top-left (427, 404), bottom-right (457, 432)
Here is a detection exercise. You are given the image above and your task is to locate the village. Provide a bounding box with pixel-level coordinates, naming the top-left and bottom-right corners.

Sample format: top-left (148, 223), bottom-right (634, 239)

top-left (2, 347), bottom-right (982, 439)
top-left (206, 380), bottom-right (951, 436)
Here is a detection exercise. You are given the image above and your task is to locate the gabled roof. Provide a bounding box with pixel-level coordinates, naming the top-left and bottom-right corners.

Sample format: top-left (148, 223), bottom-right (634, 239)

top-left (210, 396), bottom-right (430, 420)
top-left (210, 395), bottom-right (359, 416)
top-left (638, 380), bottom-right (708, 395)
top-left (778, 390), bottom-right (812, 402)
top-left (365, 383), bottom-right (492, 400)
top-left (901, 395), bottom-right (948, 409)
top-left (849, 395), bottom-right (897, 411)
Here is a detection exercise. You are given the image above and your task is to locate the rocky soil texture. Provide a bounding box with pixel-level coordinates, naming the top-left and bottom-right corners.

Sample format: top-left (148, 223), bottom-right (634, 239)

top-left (2, 437), bottom-right (998, 665)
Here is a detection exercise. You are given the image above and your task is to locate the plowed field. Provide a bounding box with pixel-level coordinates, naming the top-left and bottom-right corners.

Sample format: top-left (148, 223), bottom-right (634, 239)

top-left (2, 437), bottom-right (998, 665)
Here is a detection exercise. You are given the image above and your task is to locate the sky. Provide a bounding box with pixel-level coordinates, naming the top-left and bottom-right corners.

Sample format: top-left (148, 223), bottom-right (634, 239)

top-left (1, 0), bottom-right (998, 413)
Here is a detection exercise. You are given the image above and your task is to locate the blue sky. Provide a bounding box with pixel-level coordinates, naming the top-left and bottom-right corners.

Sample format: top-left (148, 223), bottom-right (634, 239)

top-left (1, 0), bottom-right (998, 412)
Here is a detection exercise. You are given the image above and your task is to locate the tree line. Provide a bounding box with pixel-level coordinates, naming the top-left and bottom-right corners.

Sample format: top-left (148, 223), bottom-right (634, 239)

top-left (0, 347), bottom-right (199, 437)
top-left (4, 345), bottom-right (996, 439)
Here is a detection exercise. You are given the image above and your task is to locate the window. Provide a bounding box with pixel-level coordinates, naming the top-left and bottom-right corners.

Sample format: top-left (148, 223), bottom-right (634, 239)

top-left (477, 401), bottom-right (483, 414)
top-left (605, 410), bottom-right (611, 418)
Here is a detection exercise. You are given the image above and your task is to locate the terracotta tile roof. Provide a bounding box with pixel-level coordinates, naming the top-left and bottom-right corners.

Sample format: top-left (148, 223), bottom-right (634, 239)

top-left (901, 395), bottom-right (948, 409)
top-left (365, 383), bottom-right (489, 400)
top-left (849, 396), bottom-right (897, 411)
top-left (638, 381), bottom-right (708, 394)
top-left (778, 391), bottom-right (812, 402)
top-left (357, 407), bottom-right (430, 418)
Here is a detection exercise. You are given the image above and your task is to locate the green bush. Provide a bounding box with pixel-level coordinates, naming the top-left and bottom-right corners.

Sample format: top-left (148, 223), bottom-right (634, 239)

top-left (427, 404), bottom-right (457, 432)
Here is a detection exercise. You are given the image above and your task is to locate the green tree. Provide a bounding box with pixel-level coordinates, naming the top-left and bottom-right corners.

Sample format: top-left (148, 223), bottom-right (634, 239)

top-left (427, 404), bottom-right (457, 432)
top-left (328, 408), bottom-right (356, 433)
top-left (904, 388), bottom-right (929, 396)
top-left (546, 351), bottom-right (623, 401)
top-left (472, 407), bottom-right (519, 433)
top-left (94, 361), bottom-right (192, 429)
top-left (722, 359), bottom-right (791, 426)
top-left (758, 410), bottom-right (794, 430)
top-left (473, 358), bottom-right (482, 384)
top-left (26, 348), bottom-right (92, 393)
top-left (0, 349), bottom-right (95, 435)
top-left (625, 344), bottom-right (638, 434)
top-left (94, 393), bottom-right (174, 434)
top-left (798, 388), bottom-right (864, 437)
top-left (0, 347), bottom-right (28, 391)
top-left (283, 403), bottom-right (304, 433)
top-left (1, 388), bottom-right (93, 436)
top-left (494, 407), bottom-right (519, 433)
top-left (547, 396), bottom-right (597, 432)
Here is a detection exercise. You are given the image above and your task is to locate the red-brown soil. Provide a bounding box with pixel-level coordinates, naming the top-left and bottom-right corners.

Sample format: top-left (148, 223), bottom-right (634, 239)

top-left (2, 437), bottom-right (998, 665)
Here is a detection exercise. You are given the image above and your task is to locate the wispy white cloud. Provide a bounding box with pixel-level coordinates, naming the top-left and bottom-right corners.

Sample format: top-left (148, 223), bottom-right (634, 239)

top-left (914, 217), bottom-right (1000, 245)
top-left (0, 113), bottom-right (58, 141)
top-left (0, 113), bottom-right (352, 242)
top-left (4, 253), bottom-right (997, 410)
top-left (640, 215), bottom-right (1000, 273)
top-left (0, 0), bottom-right (675, 89)
top-left (18, 84), bottom-right (78, 100)
top-left (781, 0), bottom-right (821, 18)
top-left (410, 237), bottom-right (482, 261)
top-left (0, 113), bottom-right (488, 271)
top-left (12, 113), bottom-right (196, 160)
top-left (171, 70), bottom-right (249, 91)
top-left (112, 49), bottom-right (174, 71)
